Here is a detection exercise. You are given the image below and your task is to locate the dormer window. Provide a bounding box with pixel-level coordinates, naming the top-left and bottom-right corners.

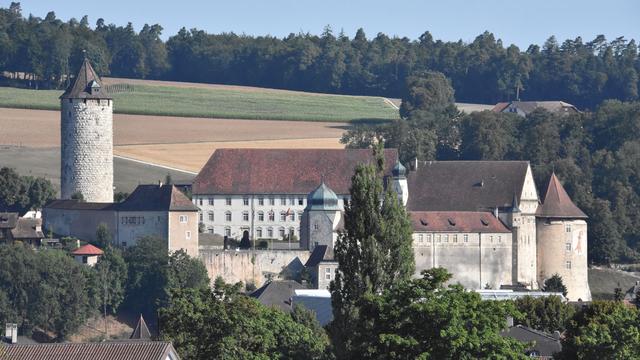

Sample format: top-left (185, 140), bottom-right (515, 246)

top-left (480, 219), bottom-right (489, 226)
top-left (447, 218), bottom-right (456, 226)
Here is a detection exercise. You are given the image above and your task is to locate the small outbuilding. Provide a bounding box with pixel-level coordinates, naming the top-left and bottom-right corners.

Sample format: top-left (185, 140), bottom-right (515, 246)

top-left (72, 244), bottom-right (104, 266)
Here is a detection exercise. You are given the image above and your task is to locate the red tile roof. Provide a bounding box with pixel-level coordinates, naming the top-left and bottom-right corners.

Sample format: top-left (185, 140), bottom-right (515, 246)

top-left (409, 211), bottom-right (511, 233)
top-left (72, 244), bottom-right (104, 256)
top-left (193, 148), bottom-right (398, 195)
top-left (537, 173), bottom-right (587, 219)
top-left (406, 161), bottom-right (529, 212)
top-left (0, 341), bottom-right (178, 360)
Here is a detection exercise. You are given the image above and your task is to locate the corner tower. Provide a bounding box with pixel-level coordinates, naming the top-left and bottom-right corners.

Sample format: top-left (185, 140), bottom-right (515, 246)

top-left (60, 58), bottom-right (113, 202)
top-left (536, 173), bottom-right (591, 301)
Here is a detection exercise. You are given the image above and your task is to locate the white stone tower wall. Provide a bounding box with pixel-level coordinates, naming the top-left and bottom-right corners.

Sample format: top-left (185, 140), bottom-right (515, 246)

top-left (61, 98), bottom-right (113, 202)
top-left (537, 219), bottom-right (591, 301)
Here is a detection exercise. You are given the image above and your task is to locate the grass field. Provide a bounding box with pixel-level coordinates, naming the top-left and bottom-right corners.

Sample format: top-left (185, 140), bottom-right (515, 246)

top-left (588, 267), bottom-right (640, 300)
top-left (0, 82), bottom-right (399, 122)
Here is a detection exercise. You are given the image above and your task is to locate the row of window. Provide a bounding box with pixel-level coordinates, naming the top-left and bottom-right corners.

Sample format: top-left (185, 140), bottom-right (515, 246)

top-left (199, 211), bottom-right (303, 223)
top-left (416, 234), bottom-right (507, 244)
top-left (207, 226), bottom-right (299, 238)
top-left (196, 196), bottom-right (306, 207)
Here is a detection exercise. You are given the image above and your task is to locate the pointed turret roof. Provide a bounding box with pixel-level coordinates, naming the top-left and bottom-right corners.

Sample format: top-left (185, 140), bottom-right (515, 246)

top-left (60, 57), bottom-right (111, 99)
top-left (306, 182), bottom-right (340, 211)
top-left (536, 173), bottom-right (587, 219)
top-left (130, 314), bottom-right (152, 340)
top-left (511, 192), bottom-right (520, 213)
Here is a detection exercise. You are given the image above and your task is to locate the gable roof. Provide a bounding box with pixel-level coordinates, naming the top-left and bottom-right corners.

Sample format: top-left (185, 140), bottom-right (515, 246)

top-left (409, 211), bottom-right (511, 233)
top-left (117, 185), bottom-right (198, 212)
top-left (60, 58), bottom-right (112, 99)
top-left (192, 148), bottom-right (398, 195)
top-left (501, 325), bottom-right (562, 357)
top-left (0, 341), bottom-right (179, 360)
top-left (305, 245), bottom-right (336, 267)
top-left (492, 101), bottom-right (578, 115)
top-left (11, 218), bottom-right (44, 239)
top-left (537, 173), bottom-right (587, 219)
top-left (249, 280), bottom-right (304, 312)
top-left (72, 244), bottom-right (104, 256)
top-left (130, 315), bottom-right (152, 340)
top-left (406, 161), bottom-right (530, 212)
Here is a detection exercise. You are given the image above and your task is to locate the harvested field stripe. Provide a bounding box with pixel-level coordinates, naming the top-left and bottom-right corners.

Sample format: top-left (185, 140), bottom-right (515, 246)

top-left (113, 154), bottom-right (198, 175)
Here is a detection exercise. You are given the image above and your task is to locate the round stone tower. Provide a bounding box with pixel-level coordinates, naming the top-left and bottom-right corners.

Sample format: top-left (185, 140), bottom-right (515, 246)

top-left (60, 58), bottom-right (113, 202)
top-left (536, 173), bottom-right (591, 301)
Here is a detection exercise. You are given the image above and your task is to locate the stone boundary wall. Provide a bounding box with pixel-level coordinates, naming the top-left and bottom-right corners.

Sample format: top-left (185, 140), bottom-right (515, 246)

top-left (199, 248), bottom-right (311, 287)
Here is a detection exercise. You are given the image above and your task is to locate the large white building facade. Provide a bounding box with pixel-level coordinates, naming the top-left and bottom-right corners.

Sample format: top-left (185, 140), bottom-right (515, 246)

top-left (193, 149), bottom-right (591, 301)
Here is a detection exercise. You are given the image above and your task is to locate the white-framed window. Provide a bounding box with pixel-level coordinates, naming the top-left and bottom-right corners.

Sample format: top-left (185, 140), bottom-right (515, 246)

top-left (325, 273), bottom-right (331, 280)
top-left (243, 197), bottom-right (249, 206)
top-left (326, 267), bottom-right (331, 274)
top-left (464, 234), bottom-right (469, 243)
top-left (566, 242), bottom-right (572, 251)
top-left (289, 228), bottom-right (295, 238)
top-left (426, 234), bottom-right (432, 243)
top-left (243, 211), bottom-right (249, 222)
top-left (279, 227), bottom-right (286, 238)
top-left (437, 235), bottom-right (441, 243)
top-left (225, 211), bottom-right (232, 222)
top-left (498, 236), bottom-right (501, 243)
top-left (186, 231), bottom-right (191, 240)
top-left (179, 215), bottom-right (188, 223)
top-left (256, 228), bottom-right (263, 238)
top-left (258, 197), bottom-right (264, 206)
top-left (208, 211), bottom-right (214, 221)
top-left (280, 212), bottom-right (287, 222)
top-left (313, 223), bottom-right (319, 230)
top-left (208, 227), bottom-right (214, 234)
top-left (288, 197), bottom-right (294, 205)
top-left (199, 213), bottom-right (203, 222)
top-left (443, 234), bottom-right (449, 243)
top-left (290, 212), bottom-right (295, 221)
top-left (566, 261), bottom-right (572, 269)
top-left (269, 197), bottom-right (275, 206)
top-left (208, 198), bottom-right (214, 206)
top-left (258, 211), bottom-right (264, 222)
top-left (453, 234), bottom-right (458, 243)
top-left (298, 197), bottom-right (304, 206)
top-left (198, 198), bottom-right (203, 206)
top-left (281, 197), bottom-right (287, 205)
top-left (268, 211), bottom-right (275, 222)
top-left (225, 227), bottom-right (231, 237)
top-left (489, 235), bottom-right (493, 243)
top-left (267, 227), bottom-right (274, 238)
top-left (566, 224), bottom-right (572, 233)
top-left (225, 197), bottom-right (232, 206)
top-left (419, 234), bottom-right (424, 243)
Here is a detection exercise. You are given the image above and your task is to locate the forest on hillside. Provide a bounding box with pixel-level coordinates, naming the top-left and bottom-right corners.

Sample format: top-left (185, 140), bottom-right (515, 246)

top-left (0, 2), bottom-right (639, 109)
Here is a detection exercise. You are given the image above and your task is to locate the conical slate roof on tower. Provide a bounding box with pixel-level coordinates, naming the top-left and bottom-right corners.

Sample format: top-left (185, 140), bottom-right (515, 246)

top-left (130, 314), bottom-right (152, 340)
top-left (60, 57), bottom-right (111, 99)
top-left (536, 173), bottom-right (587, 219)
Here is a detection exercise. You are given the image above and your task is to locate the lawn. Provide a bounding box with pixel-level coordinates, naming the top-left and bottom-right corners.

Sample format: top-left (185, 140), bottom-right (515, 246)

top-left (0, 84), bottom-right (399, 122)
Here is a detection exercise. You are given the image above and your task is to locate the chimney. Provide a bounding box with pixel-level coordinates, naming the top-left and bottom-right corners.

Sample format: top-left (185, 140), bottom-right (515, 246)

top-left (494, 207), bottom-right (499, 218)
top-left (76, 239), bottom-right (80, 249)
top-left (5, 323), bottom-right (17, 344)
top-left (506, 316), bottom-right (514, 328)
top-left (158, 181), bottom-right (163, 187)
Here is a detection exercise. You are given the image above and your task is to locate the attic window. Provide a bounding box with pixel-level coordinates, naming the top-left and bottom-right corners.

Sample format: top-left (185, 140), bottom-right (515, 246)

top-left (447, 218), bottom-right (456, 226)
top-left (420, 219), bottom-right (428, 226)
top-left (480, 219), bottom-right (489, 226)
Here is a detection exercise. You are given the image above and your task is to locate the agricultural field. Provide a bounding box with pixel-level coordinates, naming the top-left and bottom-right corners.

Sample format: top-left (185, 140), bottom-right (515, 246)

top-left (0, 80), bottom-right (399, 122)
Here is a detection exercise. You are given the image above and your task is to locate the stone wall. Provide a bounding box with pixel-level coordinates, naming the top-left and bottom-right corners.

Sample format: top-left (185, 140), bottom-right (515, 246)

top-left (199, 248), bottom-right (311, 287)
top-left (537, 219), bottom-right (591, 301)
top-left (413, 232), bottom-right (512, 289)
top-left (61, 98), bottom-right (113, 202)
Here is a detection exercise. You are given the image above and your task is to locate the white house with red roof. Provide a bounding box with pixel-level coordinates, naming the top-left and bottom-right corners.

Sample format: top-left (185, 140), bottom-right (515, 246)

top-left (72, 244), bottom-right (104, 266)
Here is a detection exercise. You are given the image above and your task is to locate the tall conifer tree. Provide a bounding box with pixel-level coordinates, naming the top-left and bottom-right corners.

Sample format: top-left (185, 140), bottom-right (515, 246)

top-left (330, 144), bottom-right (415, 358)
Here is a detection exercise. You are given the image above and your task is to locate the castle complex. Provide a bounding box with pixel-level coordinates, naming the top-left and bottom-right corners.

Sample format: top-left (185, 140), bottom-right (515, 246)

top-left (47, 59), bottom-right (590, 302)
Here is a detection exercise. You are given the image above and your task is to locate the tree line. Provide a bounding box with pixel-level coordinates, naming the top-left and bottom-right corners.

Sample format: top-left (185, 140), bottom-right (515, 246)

top-left (1, 3), bottom-right (638, 109)
top-left (342, 71), bottom-right (640, 265)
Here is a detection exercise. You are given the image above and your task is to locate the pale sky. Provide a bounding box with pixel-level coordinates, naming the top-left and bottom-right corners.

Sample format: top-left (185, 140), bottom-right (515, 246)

top-left (16, 0), bottom-right (640, 48)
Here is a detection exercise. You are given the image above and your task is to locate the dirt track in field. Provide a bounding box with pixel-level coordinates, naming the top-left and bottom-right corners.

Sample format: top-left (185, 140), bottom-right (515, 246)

top-left (0, 108), bottom-right (347, 148)
top-left (114, 138), bottom-right (344, 173)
